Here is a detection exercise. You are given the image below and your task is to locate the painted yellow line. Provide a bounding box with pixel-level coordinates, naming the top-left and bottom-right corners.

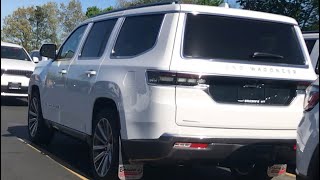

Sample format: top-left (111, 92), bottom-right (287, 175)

top-left (16, 137), bottom-right (89, 180)
top-left (17, 138), bottom-right (42, 153)
top-left (45, 155), bottom-right (89, 180)
top-left (285, 172), bottom-right (296, 177)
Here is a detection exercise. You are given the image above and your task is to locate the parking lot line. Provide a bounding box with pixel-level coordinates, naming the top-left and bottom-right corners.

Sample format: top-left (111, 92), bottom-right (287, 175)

top-left (16, 137), bottom-right (89, 180)
top-left (45, 155), bottom-right (89, 180)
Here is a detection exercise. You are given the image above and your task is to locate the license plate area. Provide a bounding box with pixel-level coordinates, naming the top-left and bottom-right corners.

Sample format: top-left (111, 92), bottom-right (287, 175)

top-left (238, 86), bottom-right (265, 104)
top-left (8, 82), bottom-right (21, 90)
top-left (208, 77), bottom-right (297, 106)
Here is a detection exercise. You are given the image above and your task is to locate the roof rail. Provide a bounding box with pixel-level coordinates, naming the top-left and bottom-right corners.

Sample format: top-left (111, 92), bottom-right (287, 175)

top-left (302, 30), bottom-right (319, 34)
top-left (93, 0), bottom-right (179, 18)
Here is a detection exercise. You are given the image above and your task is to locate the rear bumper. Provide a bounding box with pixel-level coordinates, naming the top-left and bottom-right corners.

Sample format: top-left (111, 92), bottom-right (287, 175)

top-left (122, 135), bottom-right (296, 165)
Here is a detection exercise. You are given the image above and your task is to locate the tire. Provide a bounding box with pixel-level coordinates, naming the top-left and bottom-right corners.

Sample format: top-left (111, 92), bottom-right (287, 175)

top-left (89, 108), bottom-right (120, 180)
top-left (27, 91), bottom-right (54, 145)
top-left (231, 164), bottom-right (271, 180)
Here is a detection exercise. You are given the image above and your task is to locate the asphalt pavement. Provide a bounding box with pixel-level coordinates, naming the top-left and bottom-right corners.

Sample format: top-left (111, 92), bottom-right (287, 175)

top-left (1, 97), bottom-right (296, 180)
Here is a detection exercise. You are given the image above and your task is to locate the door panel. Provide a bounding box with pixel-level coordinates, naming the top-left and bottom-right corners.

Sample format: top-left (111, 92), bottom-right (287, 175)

top-left (42, 25), bottom-right (88, 124)
top-left (63, 19), bottom-right (117, 132)
top-left (64, 62), bottom-right (100, 131)
top-left (42, 61), bottom-right (70, 123)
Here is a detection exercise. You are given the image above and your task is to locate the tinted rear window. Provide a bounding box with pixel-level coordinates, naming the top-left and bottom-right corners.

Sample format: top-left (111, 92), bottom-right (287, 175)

top-left (112, 14), bottom-right (164, 58)
top-left (80, 19), bottom-right (117, 58)
top-left (1, 46), bottom-right (31, 61)
top-left (183, 14), bottom-right (305, 65)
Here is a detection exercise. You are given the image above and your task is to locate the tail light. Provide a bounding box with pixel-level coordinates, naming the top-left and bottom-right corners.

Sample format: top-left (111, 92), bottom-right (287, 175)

top-left (303, 84), bottom-right (319, 111)
top-left (146, 70), bottom-right (207, 86)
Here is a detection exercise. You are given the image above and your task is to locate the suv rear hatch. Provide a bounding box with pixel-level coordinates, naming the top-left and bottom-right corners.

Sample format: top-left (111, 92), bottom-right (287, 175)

top-left (169, 13), bottom-right (317, 130)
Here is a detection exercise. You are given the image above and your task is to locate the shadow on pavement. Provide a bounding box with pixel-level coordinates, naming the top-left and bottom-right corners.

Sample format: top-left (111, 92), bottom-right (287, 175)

top-left (4, 125), bottom-right (92, 179)
top-left (3, 125), bottom-right (237, 180)
top-left (1, 97), bottom-right (28, 106)
top-left (4, 125), bottom-right (281, 180)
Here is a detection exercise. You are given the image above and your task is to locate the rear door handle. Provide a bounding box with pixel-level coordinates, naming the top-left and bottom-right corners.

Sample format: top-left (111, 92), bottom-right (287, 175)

top-left (59, 69), bottom-right (67, 75)
top-left (85, 70), bottom-right (96, 77)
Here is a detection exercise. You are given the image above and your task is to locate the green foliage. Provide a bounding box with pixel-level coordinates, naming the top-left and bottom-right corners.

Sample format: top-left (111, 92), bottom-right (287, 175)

top-left (1, 1), bottom-right (82, 51)
top-left (29, 3), bottom-right (59, 49)
top-left (116, 0), bottom-right (223, 8)
top-left (59, 0), bottom-right (86, 41)
top-left (85, 6), bottom-right (114, 18)
top-left (2, 7), bottom-right (35, 51)
top-left (237, 0), bottom-right (319, 31)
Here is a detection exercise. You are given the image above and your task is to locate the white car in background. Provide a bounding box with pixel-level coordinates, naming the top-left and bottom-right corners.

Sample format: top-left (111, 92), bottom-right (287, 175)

top-left (296, 78), bottom-right (319, 180)
top-left (29, 50), bottom-right (48, 62)
top-left (303, 31), bottom-right (319, 74)
top-left (1, 42), bottom-right (37, 97)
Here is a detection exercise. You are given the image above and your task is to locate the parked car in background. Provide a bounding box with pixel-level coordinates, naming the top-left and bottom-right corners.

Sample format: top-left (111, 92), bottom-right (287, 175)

top-left (29, 50), bottom-right (48, 62)
top-left (303, 31), bottom-right (319, 75)
top-left (28, 2), bottom-right (317, 180)
top-left (1, 42), bottom-right (36, 97)
top-left (296, 78), bottom-right (319, 180)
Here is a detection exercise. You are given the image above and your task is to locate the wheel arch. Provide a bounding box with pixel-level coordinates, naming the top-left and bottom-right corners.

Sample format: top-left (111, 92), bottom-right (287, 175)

top-left (91, 97), bottom-right (123, 136)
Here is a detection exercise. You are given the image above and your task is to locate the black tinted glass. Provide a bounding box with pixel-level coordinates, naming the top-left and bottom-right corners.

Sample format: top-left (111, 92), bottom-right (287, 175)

top-left (81, 19), bottom-right (117, 58)
top-left (184, 14), bottom-right (305, 65)
top-left (305, 39), bottom-right (317, 54)
top-left (112, 14), bottom-right (164, 57)
top-left (1, 46), bottom-right (31, 61)
top-left (57, 25), bottom-right (87, 60)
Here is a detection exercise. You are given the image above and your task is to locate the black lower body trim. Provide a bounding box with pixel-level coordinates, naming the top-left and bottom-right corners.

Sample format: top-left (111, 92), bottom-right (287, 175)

top-left (122, 135), bottom-right (296, 165)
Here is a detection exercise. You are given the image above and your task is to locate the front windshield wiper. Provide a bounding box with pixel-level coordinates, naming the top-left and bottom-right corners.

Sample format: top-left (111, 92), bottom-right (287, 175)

top-left (251, 52), bottom-right (284, 59)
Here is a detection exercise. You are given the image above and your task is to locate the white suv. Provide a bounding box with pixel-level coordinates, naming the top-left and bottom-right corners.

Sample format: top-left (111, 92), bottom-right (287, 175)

top-left (28, 3), bottom-right (317, 179)
top-left (1, 42), bottom-right (37, 97)
top-left (296, 78), bottom-right (319, 180)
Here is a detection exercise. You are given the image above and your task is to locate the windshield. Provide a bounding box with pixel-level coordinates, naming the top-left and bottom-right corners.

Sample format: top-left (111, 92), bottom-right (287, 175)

top-left (1, 45), bottom-right (31, 61)
top-left (183, 14), bottom-right (305, 65)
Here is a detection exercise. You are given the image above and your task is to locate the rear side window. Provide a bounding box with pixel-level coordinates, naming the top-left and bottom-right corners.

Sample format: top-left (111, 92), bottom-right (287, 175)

top-left (183, 14), bottom-right (305, 65)
top-left (304, 39), bottom-right (317, 54)
top-left (80, 19), bottom-right (117, 59)
top-left (111, 14), bottom-right (164, 58)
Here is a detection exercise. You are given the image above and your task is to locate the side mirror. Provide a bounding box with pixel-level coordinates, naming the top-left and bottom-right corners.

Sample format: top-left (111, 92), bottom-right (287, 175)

top-left (32, 57), bottom-right (39, 63)
top-left (40, 44), bottom-right (57, 59)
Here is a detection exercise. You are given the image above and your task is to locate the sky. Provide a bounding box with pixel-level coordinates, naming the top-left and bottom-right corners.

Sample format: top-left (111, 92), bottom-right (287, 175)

top-left (1, 0), bottom-right (238, 28)
top-left (1, 0), bottom-right (117, 27)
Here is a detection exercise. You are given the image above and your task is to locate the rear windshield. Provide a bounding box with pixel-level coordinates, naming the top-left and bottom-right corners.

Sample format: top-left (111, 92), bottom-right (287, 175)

top-left (1, 46), bottom-right (31, 61)
top-left (183, 14), bottom-right (305, 65)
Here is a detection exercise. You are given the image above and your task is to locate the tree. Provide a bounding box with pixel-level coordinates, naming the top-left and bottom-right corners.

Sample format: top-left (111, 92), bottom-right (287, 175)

top-left (85, 6), bottom-right (114, 18)
top-left (59, 0), bottom-right (86, 41)
top-left (116, 0), bottom-right (223, 8)
top-left (237, 0), bottom-right (319, 31)
top-left (2, 7), bottom-right (34, 51)
top-left (29, 2), bottom-right (59, 49)
top-left (2, 3), bottom-right (60, 51)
